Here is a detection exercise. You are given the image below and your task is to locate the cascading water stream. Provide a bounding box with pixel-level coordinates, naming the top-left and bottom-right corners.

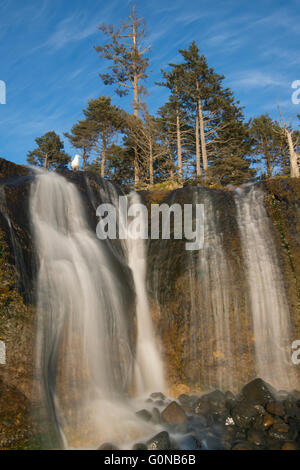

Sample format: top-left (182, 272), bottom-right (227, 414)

top-left (235, 184), bottom-right (297, 390)
top-left (30, 171), bottom-right (160, 448)
top-left (126, 192), bottom-right (165, 396)
top-left (190, 189), bottom-right (250, 391)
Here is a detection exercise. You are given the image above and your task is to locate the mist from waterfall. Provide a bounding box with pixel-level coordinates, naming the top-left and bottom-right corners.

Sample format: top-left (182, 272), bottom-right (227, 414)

top-left (126, 192), bottom-right (165, 396)
top-left (235, 185), bottom-right (297, 390)
top-left (30, 172), bottom-right (158, 448)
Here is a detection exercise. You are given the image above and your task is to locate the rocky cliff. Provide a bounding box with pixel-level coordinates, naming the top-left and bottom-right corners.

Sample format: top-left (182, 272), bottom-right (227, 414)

top-left (0, 158), bottom-right (300, 448)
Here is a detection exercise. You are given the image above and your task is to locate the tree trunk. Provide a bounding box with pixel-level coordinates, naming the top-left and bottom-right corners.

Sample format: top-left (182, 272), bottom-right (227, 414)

top-left (176, 104), bottom-right (183, 186)
top-left (44, 153), bottom-right (48, 169)
top-left (83, 149), bottom-right (87, 171)
top-left (196, 81), bottom-right (208, 179)
top-left (132, 14), bottom-right (140, 188)
top-left (195, 109), bottom-right (201, 181)
top-left (198, 98), bottom-right (208, 177)
top-left (149, 139), bottom-right (153, 186)
top-left (286, 129), bottom-right (300, 178)
top-left (101, 134), bottom-right (106, 178)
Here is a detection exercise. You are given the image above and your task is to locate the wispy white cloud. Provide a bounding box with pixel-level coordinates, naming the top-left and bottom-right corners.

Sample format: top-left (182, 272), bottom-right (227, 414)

top-left (230, 71), bottom-right (287, 89)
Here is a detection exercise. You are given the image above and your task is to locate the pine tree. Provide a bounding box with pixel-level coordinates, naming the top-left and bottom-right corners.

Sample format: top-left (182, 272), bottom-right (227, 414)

top-left (157, 65), bottom-right (195, 185)
top-left (249, 114), bottom-right (289, 178)
top-left (27, 131), bottom-right (70, 170)
top-left (64, 119), bottom-right (97, 170)
top-left (94, 4), bottom-right (150, 186)
top-left (83, 96), bottom-right (122, 178)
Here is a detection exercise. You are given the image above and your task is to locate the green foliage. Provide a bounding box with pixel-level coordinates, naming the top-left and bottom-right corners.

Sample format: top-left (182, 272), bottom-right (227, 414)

top-left (249, 113), bottom-right (289, 177)
top-left (64, 119), bottom-right (97, 170)
top-left (94, 5), bottom-right (149, 110)
top-left (27, 131), bottom-right (70, 170)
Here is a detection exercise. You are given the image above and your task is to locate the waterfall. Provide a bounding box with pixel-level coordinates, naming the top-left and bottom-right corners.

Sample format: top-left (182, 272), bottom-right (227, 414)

top-left (126, 192), bottom-right (165, 395)
top-left (30, 171), bottom-right (162, 448)
top-left (235, 184), bottom-right (297, 390)
top-left (190, 188), bottom-right (251, 391)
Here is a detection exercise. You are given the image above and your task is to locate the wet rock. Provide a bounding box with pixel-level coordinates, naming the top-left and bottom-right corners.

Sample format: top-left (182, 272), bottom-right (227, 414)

top-left (146, 431), bottom-right (172, 450)
top-left (225, 391), bottom-right (235, 401)
top-left (98, 442), bottom-right (119, 450)
top-left (151, 407), bottom-right (161, 425)
top-left (231, 400), bottom-right (258, 428)
top-left (178, 394), bottom-right (198, 412)
top-left (188, 414), bottom-right (207, 430)
top-left (136, 409), bottom-right (152, 422)
top-left (232, 441), bottom-right (256, 450)
top-left (193, 398), bottom-right (211, 415)
top-left (150, 392), bottom-right (165, 401)
top-left (161, 401), bottom-right (187, 425)
top-left (266, 401), bottom-right (285, 417)
top-left (253, 404), bottom-right (266, 415)
top-left (285, 403), bottom-right (300, 419)
top-left (154, 400), bottom-right (165, 407)
top-left (241, 378), bottom-right (276, 406)
top-left (235, 429), bottom-right (247, 441)
top-left (200, 435), bottom-right (224, 450)
top-left (178, 434), bottom-right (201, 450)
top-left (225, 416), bottom-right (235, 426)
top-left (287, 417), bottom-right (300, 433)
top-left (273, 422), bottom-right (290, 434)
top-left (247, 429), bottom-right (265, 447)
top-left (132, 443), bottom-right (147, 450)
top-left (265, 438), bottom-right (282, 450)
top-left (281, 441), bottom-right (299, 450)
top-left (268, 428), bottom-right (290, 442)
top-left (202, 390), bottom-right (226, 408)
top-left (262, 413), bottom-right (275, 429)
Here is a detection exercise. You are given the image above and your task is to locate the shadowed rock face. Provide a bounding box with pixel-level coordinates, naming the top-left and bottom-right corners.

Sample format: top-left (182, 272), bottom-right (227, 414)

top-left (0, 158), bottom-right (299, 448)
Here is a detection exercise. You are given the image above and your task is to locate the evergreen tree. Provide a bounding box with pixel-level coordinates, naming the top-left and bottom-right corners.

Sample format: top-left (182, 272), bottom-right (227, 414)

top-left (83, 96), bottom-right (122, 178)
top-left (157, 65), bottom-right (187, 185)
top-left (64, 119), bottom-right (97, 170)
top-left (27, 131), bottom-right (70, 170)
top-left (166, 42), bottom-right (254, 185)
top-left (249, 114), bottom-right (289, 178)
top-left (94, 4), bottom-right (150, 186)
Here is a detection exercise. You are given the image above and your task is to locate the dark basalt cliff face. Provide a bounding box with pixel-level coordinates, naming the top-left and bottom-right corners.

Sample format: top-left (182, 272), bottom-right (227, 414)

top-left (0, 158), bottom-right (300, 448)
top-left (144, 180), bottom-right (300, 393)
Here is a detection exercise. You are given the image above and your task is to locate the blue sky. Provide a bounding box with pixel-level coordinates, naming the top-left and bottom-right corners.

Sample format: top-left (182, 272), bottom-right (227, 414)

top-left (1, 0), bottom-right (300, 165)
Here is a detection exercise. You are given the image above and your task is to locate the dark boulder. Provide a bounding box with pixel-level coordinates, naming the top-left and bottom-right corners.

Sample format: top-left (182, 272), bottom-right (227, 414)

top-left (266, 401), bottom-right (285, 417)
top-left (240, 378), bottom-right (276, 406)
top-left (146, 431), bottom-right (172, 450)
top-left (193, 398), bottom-right (211, 415)
top-left (132, 443), bottom-right (147, 450)
top-left (247, 429), bottom-right (265, 447)
top-left (151, 407), bottom-right (161, 425)
top-left (178, 434), bottom-right (201, 450)
top-left (232, 441), bottom-right (257, 450)
top-left (136, 409), bottom-right (152, 422)
top-left (161, 401), bottom-right (187, 425)
top-left (231, 400), bottom-right (258, 428)
top-left (150, 392), bottom-right (165, 401)
top-left (98, 442), bottom-right (119, 450)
